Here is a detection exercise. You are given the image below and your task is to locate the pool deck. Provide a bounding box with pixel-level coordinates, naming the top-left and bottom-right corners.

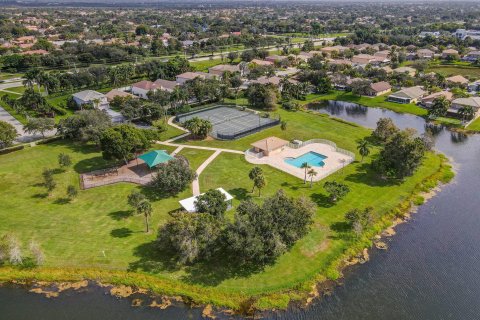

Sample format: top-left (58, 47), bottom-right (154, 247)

top-left (245, 143), bottom-right (354, 182)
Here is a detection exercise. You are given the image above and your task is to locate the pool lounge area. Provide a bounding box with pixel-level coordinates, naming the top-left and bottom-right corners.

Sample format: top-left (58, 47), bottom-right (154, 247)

top-left (245, 138), bottom-right (355, 182)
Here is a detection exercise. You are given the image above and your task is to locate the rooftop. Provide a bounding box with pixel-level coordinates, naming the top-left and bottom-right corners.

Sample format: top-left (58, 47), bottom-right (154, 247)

top-left (251, 136), bottom-right (289, 152)
top-left (179, 188), bottom-right (233, 213)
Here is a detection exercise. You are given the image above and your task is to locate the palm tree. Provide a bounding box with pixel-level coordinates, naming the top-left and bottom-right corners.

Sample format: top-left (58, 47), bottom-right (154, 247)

top-left (357, 139), bottom-right (371, 162)
top-left (300, 162), bottom-right (311, 184)
top-left (254, 174), bottom-right (266, 196)
top-left (248, 166), bottom-right (263, 192)
top-left (307, 169), bottom-right (317, 188)
top-left (137, 199), bottom-right (152, 233)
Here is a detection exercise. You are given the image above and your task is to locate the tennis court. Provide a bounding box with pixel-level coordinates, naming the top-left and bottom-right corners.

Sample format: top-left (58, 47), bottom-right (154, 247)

top-left (176, 106), bottom-right (280, 140)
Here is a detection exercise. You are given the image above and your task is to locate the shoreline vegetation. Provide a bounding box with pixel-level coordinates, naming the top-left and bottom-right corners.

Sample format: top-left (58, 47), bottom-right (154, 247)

top-left (0, 156), bottom-right (453, 314)
top-left (0, 109), bottom-right (454, 313)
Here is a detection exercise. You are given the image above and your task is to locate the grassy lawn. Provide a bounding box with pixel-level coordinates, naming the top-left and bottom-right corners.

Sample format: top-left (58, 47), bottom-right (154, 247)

top-left (466, 117), bottom-right (480, 131)
top-left (427, 65), bottom-right (480, 79)
top-left (3, 86), bottom-right (26, 94)
top-left (0, 72), bottom-right (22, 81)
top-left (0, 110), bottom-right (449, 309)
top-left (191, 58), bottom-right (226, 72)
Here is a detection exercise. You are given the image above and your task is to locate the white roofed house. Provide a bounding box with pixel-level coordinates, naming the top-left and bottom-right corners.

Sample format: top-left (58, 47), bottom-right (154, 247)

top-left (387, 86), bottom-right (426, 104)
top-left (72, 90), bottom-right (107, 109)
top-left (462, 50), bottom-right (480, 62)
top-left (179, 188), bottom-right (234, 213)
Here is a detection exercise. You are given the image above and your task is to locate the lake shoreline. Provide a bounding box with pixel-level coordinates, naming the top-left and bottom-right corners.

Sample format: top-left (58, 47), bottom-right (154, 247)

top-left (0, 151), bottom-right (453, 317)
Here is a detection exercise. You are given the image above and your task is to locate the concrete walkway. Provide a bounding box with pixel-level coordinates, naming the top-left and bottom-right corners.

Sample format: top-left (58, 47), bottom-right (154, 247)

top-left (0, 105), bottom-right (55, 143)
top-left (192, 150), bottom-right (222, 196)
top-left (157, 140), bottom-right (244, 155)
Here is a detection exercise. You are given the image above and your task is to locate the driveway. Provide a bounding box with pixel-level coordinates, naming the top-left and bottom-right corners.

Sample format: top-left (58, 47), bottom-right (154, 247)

top-left (0, 105), bottom-right (56, 144)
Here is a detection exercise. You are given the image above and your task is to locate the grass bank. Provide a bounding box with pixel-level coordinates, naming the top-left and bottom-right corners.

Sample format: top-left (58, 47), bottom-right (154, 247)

top-left (0, 111), bottom-right (452, 310)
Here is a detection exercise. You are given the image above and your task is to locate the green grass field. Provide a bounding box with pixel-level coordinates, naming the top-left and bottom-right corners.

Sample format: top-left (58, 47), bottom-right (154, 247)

top-left (427, 65), bottom-right (480, 79)
top-left (466, 117), bottom-right (480, 131)
top-left (0, 107), bottom-right (449, 309)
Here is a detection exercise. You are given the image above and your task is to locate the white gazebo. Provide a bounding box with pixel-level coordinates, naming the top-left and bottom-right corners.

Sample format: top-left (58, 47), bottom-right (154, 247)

top-left (179, 188), bottom-right (233, 213)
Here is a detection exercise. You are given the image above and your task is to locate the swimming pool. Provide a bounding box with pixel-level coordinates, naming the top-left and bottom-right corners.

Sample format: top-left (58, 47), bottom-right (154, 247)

top-left (284, 151), bottom-right (328, 168)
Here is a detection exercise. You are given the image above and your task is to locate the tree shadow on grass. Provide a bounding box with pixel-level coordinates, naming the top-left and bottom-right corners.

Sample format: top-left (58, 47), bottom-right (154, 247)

top-left (128, 241), bottom-right (267, 286)
top-left (229, 187), bottom-right (251, 201)
top-left (344, 163), bottom-right (402, 187)
top-left (32, 192), bottom-right (49, 199)
top-left (53, 197), bottom-right (70, 205)
top-left (328, 221), bottom-right (353, 241)
top-left (181, 253), bottom-right (265, 286)
top-left (128, 240), bottom-right (180, 274)
top-left (73, 156), bottom-right (114, 174)
top-left (108, 210), bottom-right (133, 221)
top-left (280, 181), bottom-right (301, 191)
top-left (310, 193), bottom-right (334, 208)
top-left (62, 140), bottom-right (101, 155)
top-left (111, 227), bottom-right (133, 238)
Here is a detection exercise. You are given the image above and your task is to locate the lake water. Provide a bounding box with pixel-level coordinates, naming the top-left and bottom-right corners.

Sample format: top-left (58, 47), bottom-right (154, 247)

top-left (2, 100), bottom-right (480, 319)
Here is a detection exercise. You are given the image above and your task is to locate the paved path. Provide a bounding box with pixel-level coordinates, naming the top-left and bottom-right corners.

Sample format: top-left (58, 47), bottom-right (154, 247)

top-left (171, 145), bottom-right (184, 155)
top-left (192, 150), bottom-right (222, 196)
top-left (156, 137), bottom-right (244, 196)
top-left (0, 81), bottom-right (23, 91)
top-left (0, 105), bottom-right (56, 144)
top-left (157, 140), bottom-right (244, 155)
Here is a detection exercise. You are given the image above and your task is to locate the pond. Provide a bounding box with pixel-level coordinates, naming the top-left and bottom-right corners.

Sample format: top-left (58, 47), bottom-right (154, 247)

top-left (2, 100), bottom-right (480, 319)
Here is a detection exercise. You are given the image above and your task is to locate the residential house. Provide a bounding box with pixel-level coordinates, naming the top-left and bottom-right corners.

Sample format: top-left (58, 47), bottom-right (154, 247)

top-left (131, 79), bottom-right (178, 98)
top-left (393, 66), bottom-right (417, 77)
top-left (420, 91), bottom-right (453, 108)
top-left (105, 89), bottom-right (138, 102)
top-left (153, 79), bottom-right (178, 92)
top-left (208, 64), bottom-right (240, 77)
top-left (131, 80), bottom-right (157, 98)
top-left (419, 31), bottom-right (441, 38)
top-left (416, 48), bottom-right (435, 59)
top-left (320, 45), bottom-right (347, 57)
top-left (374, 50), bottom-right (390, 59)
top-left (72, 90), bottom-right (107, 108)
top-left (328, 59), bottom-right (353, 67)
top-left (454, 29), bottom-right (480, 41)
top-left (250, 59), bottom-right (274, 66)
top-left (446, 75), bottom-right (469, 87)
top-left (351, 54), bottom-right (376, 66)
top-left (20, 49), bottom-right (49, 55)
top-left (366, 81), bottom-right (392, 96)
top-left (387, 86), bottom-right (426, 104)
top-left (265, 55), bottom-right (288, 64)
top-left (442, 49), bottom-right (459, 59)
top-left (450, 97), bottom-right (480, 116)
top-left (468, 81), bottom-right (480, 92)
top-left (175, 72), bottom-right (210, 85)
top-left (462, 50), bottom-right (480, 62)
